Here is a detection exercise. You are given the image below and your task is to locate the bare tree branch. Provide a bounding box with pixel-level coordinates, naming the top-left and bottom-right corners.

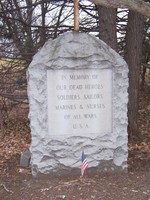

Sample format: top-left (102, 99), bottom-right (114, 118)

top-left (92, 0), bottom-right (150, 18)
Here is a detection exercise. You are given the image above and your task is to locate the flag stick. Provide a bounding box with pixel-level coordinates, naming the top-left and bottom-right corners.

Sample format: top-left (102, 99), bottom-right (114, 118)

top-left (74, 0), bottom-right (79, 31)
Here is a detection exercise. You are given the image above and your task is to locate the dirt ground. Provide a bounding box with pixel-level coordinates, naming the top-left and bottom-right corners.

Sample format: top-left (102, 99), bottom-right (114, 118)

top-left (0, 83), bottom-right (150, 200)
top-left (0, 171), bottom-right (150, 200)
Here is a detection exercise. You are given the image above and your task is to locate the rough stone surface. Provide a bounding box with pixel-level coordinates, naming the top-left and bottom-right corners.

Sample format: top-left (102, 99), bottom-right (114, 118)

top-left (27, 32), bottom-right (128, 176)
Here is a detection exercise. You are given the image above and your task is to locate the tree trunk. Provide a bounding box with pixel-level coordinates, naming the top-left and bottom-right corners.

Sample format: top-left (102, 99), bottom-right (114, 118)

top-left (98, 6), bottom-right (117, 51)
top-left (124, 11), bottom-right (144, 139)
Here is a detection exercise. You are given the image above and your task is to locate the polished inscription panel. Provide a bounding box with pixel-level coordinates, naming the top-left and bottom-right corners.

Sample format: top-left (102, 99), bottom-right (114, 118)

top-left (47, 69), bottom-right (112, 136)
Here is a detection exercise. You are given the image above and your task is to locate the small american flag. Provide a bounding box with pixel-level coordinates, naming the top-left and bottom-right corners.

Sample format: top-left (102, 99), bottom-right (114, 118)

top-left (81, 150), bottom-right (88, 177)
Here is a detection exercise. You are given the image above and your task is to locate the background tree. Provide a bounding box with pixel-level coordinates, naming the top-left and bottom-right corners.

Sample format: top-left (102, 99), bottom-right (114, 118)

top-left (0, 0), bottom-right (97, 62)
top-left (124, 11), bottom-right (144, 138)
top-left (95, 0), bottom-right (148, 139)
top-left (97, 6), bottom-right (117, 51)
top-left (92, 0), bottom-right (150, 18)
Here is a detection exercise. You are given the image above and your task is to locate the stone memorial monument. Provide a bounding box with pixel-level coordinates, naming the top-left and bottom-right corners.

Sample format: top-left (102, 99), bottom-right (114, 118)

top-left (27, 32), bottom-right (128, 176)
